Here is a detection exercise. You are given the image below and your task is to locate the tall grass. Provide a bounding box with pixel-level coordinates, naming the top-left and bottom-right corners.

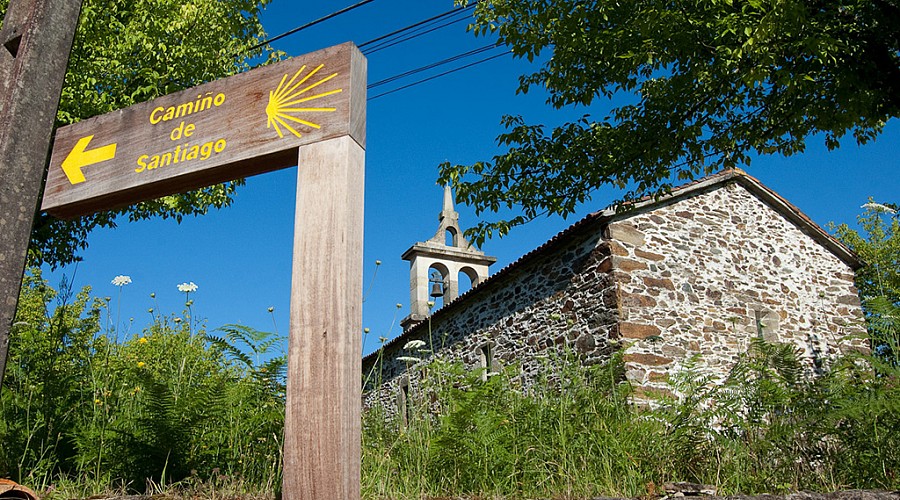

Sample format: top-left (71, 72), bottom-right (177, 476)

top-left (0, 270), bottom-right (285, 497)
top-left (3, 271), bottom-right (899, 499)
top-left (362, 340), bottom-right (900, 499)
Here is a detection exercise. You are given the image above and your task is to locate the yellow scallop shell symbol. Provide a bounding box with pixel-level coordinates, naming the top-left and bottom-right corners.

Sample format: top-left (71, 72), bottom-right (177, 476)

top-left (266, 64), bottom-right (342, 139)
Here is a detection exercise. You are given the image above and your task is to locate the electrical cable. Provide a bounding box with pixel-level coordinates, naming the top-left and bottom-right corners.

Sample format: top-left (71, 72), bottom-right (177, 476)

top-left (358, 4), bottom-right (473, 50)
top-left (245, 0), bottom-right (379, 54)
top-left (368, 50), bottom-right (510, 101)
top-left (362, 14), bottom-right (473, 55)
top-left (368, 44), bottom-right (500, 89)
top-left (360, 6), bottom-right (474, 55)
top-left (244, 2), bottom-right (503, 101)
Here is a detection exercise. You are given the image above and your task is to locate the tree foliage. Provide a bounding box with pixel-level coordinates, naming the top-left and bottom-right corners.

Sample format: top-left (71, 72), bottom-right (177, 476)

top-left (0, 0), bottom-right (276, 267)
top-left (833, 202), bottom-right (900, 357)
top-left (440, 0), bottom-right (900, 243)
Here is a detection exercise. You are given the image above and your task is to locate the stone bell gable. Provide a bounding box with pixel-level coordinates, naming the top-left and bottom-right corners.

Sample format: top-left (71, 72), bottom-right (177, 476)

top-left (364, 170), bottom-right (867, 409)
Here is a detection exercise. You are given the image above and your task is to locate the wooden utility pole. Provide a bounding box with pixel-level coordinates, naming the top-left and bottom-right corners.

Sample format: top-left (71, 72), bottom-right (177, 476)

top-left (0, 0), bottom-right (84, 388)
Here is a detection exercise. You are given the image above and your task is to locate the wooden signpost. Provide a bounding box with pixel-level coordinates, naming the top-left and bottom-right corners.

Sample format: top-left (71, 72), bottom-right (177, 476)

top-left (43, 42), bottom-right (366, 218)
top-left (43, 42), bottom-right (367, 500)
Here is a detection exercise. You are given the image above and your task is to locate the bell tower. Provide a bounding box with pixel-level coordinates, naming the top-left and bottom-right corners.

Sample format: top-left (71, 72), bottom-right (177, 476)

top-left (401, 186), bottom-right (496, 330)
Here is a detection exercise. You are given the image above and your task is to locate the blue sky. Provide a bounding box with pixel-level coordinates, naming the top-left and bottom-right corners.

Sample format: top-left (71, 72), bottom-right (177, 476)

top-left (43, 0), bottom-right (899, 357)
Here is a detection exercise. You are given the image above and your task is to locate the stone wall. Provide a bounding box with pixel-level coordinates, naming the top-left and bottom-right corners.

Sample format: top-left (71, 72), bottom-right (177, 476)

top-left (363, 178), bottom-right (868, 414)
top-left (610, 182), bottom-right (868, 399)
top-left (363, 221), bottom-right (619, 412)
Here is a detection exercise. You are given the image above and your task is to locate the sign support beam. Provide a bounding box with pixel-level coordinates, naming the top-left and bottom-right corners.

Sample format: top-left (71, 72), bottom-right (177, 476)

top-left (284, 135), bottom-right (364, 500)
top-left (0, 0), bottom-right (84, 389)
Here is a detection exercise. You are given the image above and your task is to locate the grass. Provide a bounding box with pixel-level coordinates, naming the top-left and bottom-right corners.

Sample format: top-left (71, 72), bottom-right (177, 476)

top-left (361, 340), bottom-right (900, 499)
top-left (2, 271), bottom-right (899, 499)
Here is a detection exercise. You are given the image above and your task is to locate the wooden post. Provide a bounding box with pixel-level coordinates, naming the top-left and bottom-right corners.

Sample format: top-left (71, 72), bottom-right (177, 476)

top-left (0, 0), bottom-right (84, 388)
top-left (283, 135), bottom-right (365, 500)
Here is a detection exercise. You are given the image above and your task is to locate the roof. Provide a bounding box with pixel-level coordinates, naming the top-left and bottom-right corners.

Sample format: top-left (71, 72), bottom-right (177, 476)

top-left (362, 169), bottom-right (861, 365)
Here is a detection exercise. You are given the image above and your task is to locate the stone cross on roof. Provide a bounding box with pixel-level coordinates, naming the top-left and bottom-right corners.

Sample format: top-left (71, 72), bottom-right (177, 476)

top-left (428, 185), bottom-right (470, 248)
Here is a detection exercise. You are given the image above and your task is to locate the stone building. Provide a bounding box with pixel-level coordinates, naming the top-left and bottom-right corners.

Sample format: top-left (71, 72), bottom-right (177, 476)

top-left (363, 169), bottom-right (867, 408)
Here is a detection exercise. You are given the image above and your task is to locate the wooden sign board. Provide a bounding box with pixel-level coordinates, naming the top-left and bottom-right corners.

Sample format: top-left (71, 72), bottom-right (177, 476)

top-left (41, 42), bottom-right (365, 219)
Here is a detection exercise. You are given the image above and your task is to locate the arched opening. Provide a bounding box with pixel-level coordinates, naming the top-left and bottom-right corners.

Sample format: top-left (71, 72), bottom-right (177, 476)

top-left (427, 263), bottom-right (449, 310)
top-left (444, 227), bottom-right (458, 247)
top-left (458, 266), bottom-right (478, 296)
top-left (753, 308), bottom-right (780, 342)
top-left (477, 341), bottom-right (498, 381)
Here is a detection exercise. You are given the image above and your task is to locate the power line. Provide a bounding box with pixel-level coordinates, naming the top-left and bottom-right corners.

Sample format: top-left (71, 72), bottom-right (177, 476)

top-left (246, 2), bottom-right (506, 101)
top-left (246, 0), bottom-right (379, 54)
top-left (363, 13), bottom-right (472, 55)
top-left (368, 44), bottom-right (500, 89)
top-left (360, 5), bottom-right (474, 55)
top-left (368, 50), bottom-right (510, 101)
top-left (359, 5), bottom-right (472, 49)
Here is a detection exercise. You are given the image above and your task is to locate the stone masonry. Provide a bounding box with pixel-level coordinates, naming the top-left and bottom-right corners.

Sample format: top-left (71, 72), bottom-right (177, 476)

top-left (363, 170), bottom-right (868, 412)
top-left (611, 180), bottom-right (867, 399)
top-left (363, 218), bottom-right (620, 411)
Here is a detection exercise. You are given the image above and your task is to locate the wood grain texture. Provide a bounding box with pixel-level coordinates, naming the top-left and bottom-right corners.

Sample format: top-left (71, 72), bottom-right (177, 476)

top-left (0, 0), bottom-right (83, 389)
top-left (42, 42), bottom-right (366, 219)
top-left (283, 136), bottom-right (364, 500)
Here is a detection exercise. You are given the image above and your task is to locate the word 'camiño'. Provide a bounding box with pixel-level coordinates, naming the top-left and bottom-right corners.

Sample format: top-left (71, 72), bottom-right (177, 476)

top-left (149, 92), bottom-right (227, 125)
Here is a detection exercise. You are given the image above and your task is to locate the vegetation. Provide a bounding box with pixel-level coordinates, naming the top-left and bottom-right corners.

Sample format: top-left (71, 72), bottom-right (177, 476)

top-left (0, 0), bottom-right (277, 268)
top-left (362, 340), bottom-right (900, 499)
top-left (439, 0), bottom-right (900, 244)
top-left (833, 202), bottom-right (899, 357)
top-left (0, 271), bottom-right (285, 496)
top-left (0, 269), bottom-right (898, 499)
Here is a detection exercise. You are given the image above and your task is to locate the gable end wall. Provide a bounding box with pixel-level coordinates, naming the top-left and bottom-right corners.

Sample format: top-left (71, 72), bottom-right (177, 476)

top-left (611, 181), bottom-right (868, 398)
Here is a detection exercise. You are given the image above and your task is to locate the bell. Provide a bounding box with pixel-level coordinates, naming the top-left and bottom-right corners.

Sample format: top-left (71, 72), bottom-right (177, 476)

top-left (430, 282), bottom-right (443, 298)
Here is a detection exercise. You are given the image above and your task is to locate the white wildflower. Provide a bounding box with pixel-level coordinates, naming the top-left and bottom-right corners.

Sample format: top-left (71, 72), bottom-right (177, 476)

top-left (396, 356), bottom-right (420, 363)
top-left (861, 202), bottom-right (897, 214)
top-left (177, 282), bottom-right (198, 293)
top-left (111, 275), bottom-right (132, 287)
top-left (403, 339), bottom-right (426, 351)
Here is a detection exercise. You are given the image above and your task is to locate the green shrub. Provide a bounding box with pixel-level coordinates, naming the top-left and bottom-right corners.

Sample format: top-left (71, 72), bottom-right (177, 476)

top-left (0, 271), bottom-right (284, 494)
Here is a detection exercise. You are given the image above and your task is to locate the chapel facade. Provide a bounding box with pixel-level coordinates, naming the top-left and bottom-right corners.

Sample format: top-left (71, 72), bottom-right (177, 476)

top-left (363, 170), bottom-right (868, 408)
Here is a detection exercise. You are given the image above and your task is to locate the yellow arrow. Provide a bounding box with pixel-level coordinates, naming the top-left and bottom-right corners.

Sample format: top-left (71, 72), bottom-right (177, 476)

top-left (62, 135), bottom-right (117, 184)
